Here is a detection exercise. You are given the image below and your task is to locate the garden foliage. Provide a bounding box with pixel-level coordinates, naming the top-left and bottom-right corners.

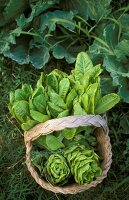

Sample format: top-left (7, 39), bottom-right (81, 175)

top-left (0, 0), bottom-right (129, 102)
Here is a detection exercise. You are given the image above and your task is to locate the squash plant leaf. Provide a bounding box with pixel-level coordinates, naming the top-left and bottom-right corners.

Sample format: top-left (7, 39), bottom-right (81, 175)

top-left (39, 10), bottom-right (75, 33)
top-left (62, 0), bottom-right (111, 22)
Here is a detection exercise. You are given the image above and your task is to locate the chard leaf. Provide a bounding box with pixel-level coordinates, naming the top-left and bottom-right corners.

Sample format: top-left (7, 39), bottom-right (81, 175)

top-left (81, 93), bottom-right (89, 113)
top-left (95, 93), bottom-right (120, 114)
top-left (75, 52), bottom-right (93, 80)
top-left (66, 88), bottom-right (77, 110)
top-left (47, 102), bottom-right (64, 118)
top-left (59, 78), bottom-right (70, 101)
top-left (73, 101), bottom-right (86, 115)
top-left (103, 56), bottom-right (129, 84)
top-left (21, 119), bottom-right (38, 131)
top-left (12, 100), bottom-right (30, 123)
top-left (33, 94), bottom-right (47, 114)
top-left (86, 83), bottom-right (99, 114)
top-left (30, 110), bottom-right (50, 122)
top-left (46, 135), bottom-right (65, 151)
top-left (47, 73), bottom-right (59, 93)
top-left (48, 88), bottom-right (67, 109)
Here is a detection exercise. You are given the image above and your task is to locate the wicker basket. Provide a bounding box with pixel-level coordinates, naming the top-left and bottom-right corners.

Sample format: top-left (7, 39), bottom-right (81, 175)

top-left (24, 115), bottom-right (112, 194)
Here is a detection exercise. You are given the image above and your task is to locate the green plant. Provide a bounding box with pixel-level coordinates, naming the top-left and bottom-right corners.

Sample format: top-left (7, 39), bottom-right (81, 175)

top-left (8, 52), bottom-right (120, 151)
top-left (44, 154), bottom-right (70, 185)
top-left (64, 145), bottom-right (102, 184)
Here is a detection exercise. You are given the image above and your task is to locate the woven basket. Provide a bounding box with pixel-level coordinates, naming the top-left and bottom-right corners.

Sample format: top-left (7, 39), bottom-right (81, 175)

top-left (24, 115), bottom-right (112, 194)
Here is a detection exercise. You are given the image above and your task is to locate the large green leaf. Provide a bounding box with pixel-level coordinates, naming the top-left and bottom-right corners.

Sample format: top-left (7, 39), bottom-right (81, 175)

top-left (95, 93), bottom-right (120, 114)
top-left (63, 0), bottom-right (111, 21)
top-left (89, 23), bottom-right (119, 59)
top-left (3, 36), bottom-right (29, 65)
top-left (39, 10), bottom-right (75, 32)
top-left (66, 88), bottom-right (77, 110)
top-left (87, 0), bottom-right (111, 22)
top-left (114, 39), bottom-right (129, 62)
top-left (16, 0), bottom-right (58, 28)
top-left (103, 56), bottom-right (129, 87)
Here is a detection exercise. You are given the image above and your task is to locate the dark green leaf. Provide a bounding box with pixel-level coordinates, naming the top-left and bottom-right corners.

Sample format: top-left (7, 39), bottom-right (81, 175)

top-left (39, 10), bottom-right (75, 32)
top-left (29, 46), bottom-right (50, 69)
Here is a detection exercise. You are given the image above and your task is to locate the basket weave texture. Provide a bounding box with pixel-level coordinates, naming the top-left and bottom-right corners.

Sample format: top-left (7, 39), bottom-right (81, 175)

top-left (24, 115), bottom-right (112, 194)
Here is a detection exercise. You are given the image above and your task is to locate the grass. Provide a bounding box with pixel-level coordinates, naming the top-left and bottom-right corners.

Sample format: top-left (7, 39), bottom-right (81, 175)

top-left (0, 55), bottom-right (129, 200)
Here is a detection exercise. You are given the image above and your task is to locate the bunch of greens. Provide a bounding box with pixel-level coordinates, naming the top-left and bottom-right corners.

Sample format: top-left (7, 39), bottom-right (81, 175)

top-left (31, 144), bottom-right (102, 186)
top-left (8, 52), bottom-right (120, 149)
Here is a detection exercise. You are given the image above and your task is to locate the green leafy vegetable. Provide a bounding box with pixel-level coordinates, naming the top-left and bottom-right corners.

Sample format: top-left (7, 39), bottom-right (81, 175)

top-left (44, 154), bottom-right (70, 185)
top-left (46, 135), bottom-right (65, 151)
top-left (64, 144), bottom-right (102, 184)
top-left (95, 93), bottom-right (120, 114)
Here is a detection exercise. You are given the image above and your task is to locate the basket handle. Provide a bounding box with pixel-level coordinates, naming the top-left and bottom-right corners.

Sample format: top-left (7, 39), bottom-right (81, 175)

top-left (24, 115), bottom-right (108, 142)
